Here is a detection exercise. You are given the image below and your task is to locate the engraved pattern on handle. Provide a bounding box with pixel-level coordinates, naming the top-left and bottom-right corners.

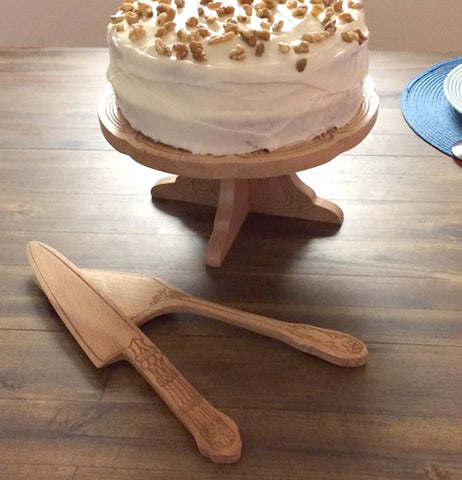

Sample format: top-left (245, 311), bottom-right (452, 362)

top-left (282, 323), bottom-right (366, 355)
top-left (128, 337), bottom-right (237, 451)
top-left (141, 278), bottom-right (366, 365)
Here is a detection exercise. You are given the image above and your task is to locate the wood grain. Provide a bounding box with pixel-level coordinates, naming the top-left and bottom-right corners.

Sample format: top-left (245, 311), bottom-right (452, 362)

top-left (1, 47), bottom-right (462, 477)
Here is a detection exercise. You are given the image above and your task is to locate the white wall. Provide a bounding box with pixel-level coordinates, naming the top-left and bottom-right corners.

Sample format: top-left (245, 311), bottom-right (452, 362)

top-left (0, 0), bottom-right (461, 52)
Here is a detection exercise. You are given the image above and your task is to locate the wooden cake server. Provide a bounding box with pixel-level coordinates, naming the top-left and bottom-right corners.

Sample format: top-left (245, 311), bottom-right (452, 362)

top-left (78, 268), bottom-right (368, 368)
top-left (27, 242), bottom-right (242, 464)
top-left (31, 245), bottom-right (367, 367)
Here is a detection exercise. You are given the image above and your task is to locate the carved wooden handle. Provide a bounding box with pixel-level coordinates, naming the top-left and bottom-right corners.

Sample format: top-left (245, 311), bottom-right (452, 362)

top-left (182, 297), bottom-right (368, 367)
top-left (124, 333), bottom-right (242, 464)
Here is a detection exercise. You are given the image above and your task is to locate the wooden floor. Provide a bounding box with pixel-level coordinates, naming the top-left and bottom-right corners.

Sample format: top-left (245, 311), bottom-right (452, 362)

top-left (1, 48), bottom-right (462, 479)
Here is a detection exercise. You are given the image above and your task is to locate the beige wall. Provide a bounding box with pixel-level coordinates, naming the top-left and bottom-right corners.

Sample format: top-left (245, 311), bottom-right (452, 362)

top-left (0, 0), bottom-right (461, 52)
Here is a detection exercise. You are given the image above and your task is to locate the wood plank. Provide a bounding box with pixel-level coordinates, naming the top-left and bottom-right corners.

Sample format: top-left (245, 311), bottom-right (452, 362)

top-left (4, 265), bottom-right (462, 348)
top-left (0, 399), bottom-right (461, 479)
top-left (101, 334), bottom-right (462, 418)
top-left (3, 190), bottom-right (462, 241)
top-left (0, 330), bottom-right (107, 401)
top-left (2, 149), bottom-right (460, 201)
top-left (75, 468), bottom-right (290, 480)
top-left (0, 464), bottom-right (76, 480)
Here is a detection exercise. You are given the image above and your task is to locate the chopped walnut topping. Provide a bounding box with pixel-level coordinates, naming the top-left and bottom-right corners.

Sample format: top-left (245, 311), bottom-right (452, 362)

top-left (190, 41), bottom-right (207, 61)
top-left (256, 7), bottom-right (274, 22)
top-left (125, 11), bottom-right (140, 24)
top-left (155, 38), bottom-right (172, 56)
top-left (341, 30), bottom-right (359, 42)
top-left (260, 20), bottom-right (271, 29)
top-left (263, 0), bottom-right (278, 7)
top-left (186, 16), bottom-right (199, 27)
top-left (137, 1), bottom-right (153, 17)
top-left (243, 4), bottom-right (253, 15)
top-left (278, 41), bottom-right (290, 53)
top-left (206, 14), bottom-right (218, 23)
top-left (165, 7), bottom-right (176, 20)
top-left (157, 12), bottom-right (168, 24)
top-left (338, 12), bottom-right (354, 22)
top-left (111, 14), bottom-right (125, 23)
top-left (255, 40), bottom-right (265, 56)
top-left (255, 29), bottom-right (270, 40)
top-left (196, 25), bottom-right (211, 36)
top-left (272, 19), bottom-right (284, 32)
top-left (208, 30), bottom-right (236, 44)
top-left (155, 20), bottom-right (176, 37)
top-left (207, 1), bottom-right (222, 8)
top-left (121, 2), bottom-right (134, 12)
top-left (177, 28), bottom-right (192, 41)
top-left (115, 23), bottom-right (125, 32)
top-left (292, 5), bottom-right (308, 17)
top-left (324, 19), bottom-right (337, 34)
top-left (294, 41), bottom-right (310, 53)
top-left (301, 31), bottom-right (329, 42)
top-left (296, 58), bottom-right (307, 72)
top-left (129, 24), bottom-right (146, 41)
top-left (333, 1), bottom-right (343, 12)
top-left (173, 42), bottom-right (189, 59)
top-left (175, 0), bottom-right (185, 7)
top-left (224, 21), bottom-right (240, 32)
top-left (239, 0), bottom-right (254, 4)
top-left (348, 0), bottom-right (363, 8)
top-left (355, 28), bottom-right (367, 45)
top-left (217, 5), bottom-right (235, 16)
top-left (239, 28), bottom-right (257, 46)
top-left (229, 44), bottom-right (246, 61)
top-left (157, 4), bottom-right (169, 14)
top-left (286, 0), bottom-right (297, 9)
top-left (310, 4), bottom-right (323, 16)
top-left (197, 6), bottom-right (204, 15)
top-left (322, 7), bottom-right (334, 22)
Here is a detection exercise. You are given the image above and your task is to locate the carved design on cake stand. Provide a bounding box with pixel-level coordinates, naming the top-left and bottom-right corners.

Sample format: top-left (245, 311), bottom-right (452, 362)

top-left (98, 79), bottom-right (379, 267)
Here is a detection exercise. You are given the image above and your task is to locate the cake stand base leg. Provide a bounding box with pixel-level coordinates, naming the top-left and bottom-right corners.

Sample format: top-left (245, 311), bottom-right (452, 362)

top-left (151, 174), bottom-right (343, 267)
top-left (248, 173), bottom-right (343, 224)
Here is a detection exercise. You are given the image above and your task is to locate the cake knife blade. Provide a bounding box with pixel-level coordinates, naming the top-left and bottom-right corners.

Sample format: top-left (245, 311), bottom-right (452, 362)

top-left (27, 241), bottom-right (242, 464)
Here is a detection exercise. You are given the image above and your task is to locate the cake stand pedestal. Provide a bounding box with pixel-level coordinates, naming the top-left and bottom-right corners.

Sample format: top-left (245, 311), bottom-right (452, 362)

top-left (98, 80), bottom-right (378, 267)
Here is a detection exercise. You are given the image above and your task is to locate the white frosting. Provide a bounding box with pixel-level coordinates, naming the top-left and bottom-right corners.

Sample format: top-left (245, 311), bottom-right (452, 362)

top-left (107, 0), bottom-right (369, 154)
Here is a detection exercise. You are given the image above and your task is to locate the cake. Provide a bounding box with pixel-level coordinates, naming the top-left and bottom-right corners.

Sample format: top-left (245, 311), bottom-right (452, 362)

top-left (107, 0), bottom-right (369, 155)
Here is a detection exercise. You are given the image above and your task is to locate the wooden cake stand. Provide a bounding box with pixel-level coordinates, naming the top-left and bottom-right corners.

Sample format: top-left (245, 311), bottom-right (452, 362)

top-left (98, 80), bottom-right (378, 267)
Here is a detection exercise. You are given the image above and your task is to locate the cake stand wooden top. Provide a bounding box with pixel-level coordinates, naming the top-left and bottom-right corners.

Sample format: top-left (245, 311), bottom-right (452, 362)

top-left (98, 79), bottom-right (378, 180)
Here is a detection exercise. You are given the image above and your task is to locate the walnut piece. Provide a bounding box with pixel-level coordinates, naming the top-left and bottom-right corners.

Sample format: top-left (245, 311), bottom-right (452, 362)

top-left (272, 20), bottom-right (284, 32)
top-left (173, 42), bottom-right (189, 60)
top-left (229, 44), bottom-right (246, 61)
top-left (338, 12), bottom-right (354, 23)
top-left (255, 40), bottom-right (265, 56)
top-left (129, 24), bottom-right (146, 41)
top-left (294, 41), bottom-right (309, 54)
top-left (296, 58), bottom-right (307, 72)
top-left (208, 31), bottom-right (236, 44)
top-left (190, 41), bottom-right (207, 62)
top-left (125, 11), bottom-right (139, 25)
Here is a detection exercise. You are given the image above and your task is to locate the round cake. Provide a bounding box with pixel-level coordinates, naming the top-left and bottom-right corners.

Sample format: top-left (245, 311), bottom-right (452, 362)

top-left (107, 0), bottom-right (369, 155)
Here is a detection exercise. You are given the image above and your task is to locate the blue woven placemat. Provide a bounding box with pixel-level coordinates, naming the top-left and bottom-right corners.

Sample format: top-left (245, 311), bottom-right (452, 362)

top-left (401, 56), bottom-right (462, 156)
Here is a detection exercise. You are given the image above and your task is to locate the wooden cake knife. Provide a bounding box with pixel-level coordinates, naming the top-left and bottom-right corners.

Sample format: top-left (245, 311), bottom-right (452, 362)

top-left (27, 241), bottom-right (242, 464)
